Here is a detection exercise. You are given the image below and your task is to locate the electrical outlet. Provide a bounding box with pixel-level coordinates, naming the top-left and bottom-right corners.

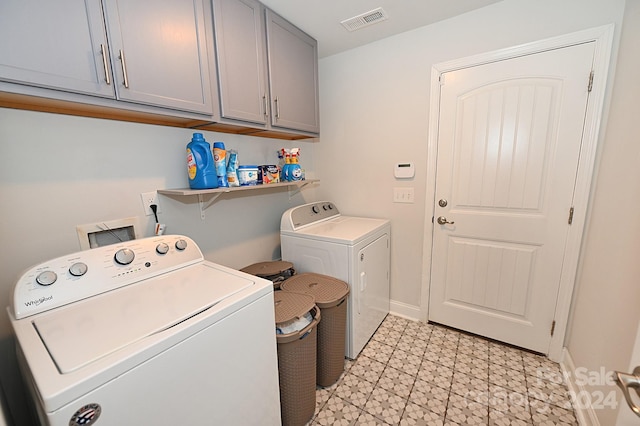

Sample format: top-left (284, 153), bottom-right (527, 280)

top-left (140, 191), bottom-right (161, 216)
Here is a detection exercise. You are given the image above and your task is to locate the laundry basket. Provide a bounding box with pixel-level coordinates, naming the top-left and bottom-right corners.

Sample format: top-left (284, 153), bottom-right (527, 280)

top-left (280, 273), bottom-right (349, 387)
top-left (273, 291), bottom-right (320, 426)
top-left (240, 261), bottom-right (295, 289)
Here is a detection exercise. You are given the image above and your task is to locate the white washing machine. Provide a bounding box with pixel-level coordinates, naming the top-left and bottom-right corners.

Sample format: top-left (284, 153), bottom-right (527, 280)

top-left (280, 201), bottom-right (390, 359)
top-left (8, 235), bottom-right (281, 426)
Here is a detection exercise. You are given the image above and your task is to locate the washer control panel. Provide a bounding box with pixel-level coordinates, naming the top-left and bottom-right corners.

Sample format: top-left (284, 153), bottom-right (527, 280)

top-left (281, 201), bottom-right (340, 231)
top-left (11, 235), bottom-right (203, 319)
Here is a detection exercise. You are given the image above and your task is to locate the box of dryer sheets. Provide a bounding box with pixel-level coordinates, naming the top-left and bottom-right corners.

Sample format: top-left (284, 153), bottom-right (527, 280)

top-left (259, 165), bottom-right (280, 184)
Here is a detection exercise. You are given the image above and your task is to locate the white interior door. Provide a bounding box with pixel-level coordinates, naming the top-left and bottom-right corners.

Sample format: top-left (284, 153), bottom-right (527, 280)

top-left (429, 42), bottom-right (596, 354)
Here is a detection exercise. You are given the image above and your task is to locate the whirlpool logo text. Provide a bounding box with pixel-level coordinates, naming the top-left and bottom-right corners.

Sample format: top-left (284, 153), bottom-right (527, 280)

top-left (24, 295), bottom-right (53, 307)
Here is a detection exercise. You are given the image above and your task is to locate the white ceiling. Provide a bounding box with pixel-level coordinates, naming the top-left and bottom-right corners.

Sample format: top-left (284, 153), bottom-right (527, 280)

top-left (259, 0), bottom-right (504, 58)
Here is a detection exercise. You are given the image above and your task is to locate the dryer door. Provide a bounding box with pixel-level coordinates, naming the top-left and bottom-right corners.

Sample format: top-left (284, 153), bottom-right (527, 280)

top-left (353, 233), bottom-right (390, 357)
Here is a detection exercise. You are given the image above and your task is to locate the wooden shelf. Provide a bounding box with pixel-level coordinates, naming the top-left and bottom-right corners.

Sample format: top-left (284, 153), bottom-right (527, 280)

top-left (158, 179), bottom-right (318, 219)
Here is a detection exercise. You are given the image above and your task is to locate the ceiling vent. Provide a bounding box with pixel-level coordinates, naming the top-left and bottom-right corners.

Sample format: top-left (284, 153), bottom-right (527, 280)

top-left (340, 7), bottom-right (388, 32)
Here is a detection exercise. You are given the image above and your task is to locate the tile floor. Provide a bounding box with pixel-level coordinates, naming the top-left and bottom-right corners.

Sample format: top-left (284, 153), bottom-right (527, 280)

top-left (310, 314), bottom-right (577, 425)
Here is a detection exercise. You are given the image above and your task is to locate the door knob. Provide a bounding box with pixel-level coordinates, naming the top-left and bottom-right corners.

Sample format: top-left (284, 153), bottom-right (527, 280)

top-left (614, 366), bottom-right (640, 417)
top-left (437, 216), bottom-right (454, 225)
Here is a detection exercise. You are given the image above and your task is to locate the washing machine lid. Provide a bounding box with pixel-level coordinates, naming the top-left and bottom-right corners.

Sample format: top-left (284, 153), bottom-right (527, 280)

top-left (285, 216), bottom-right (390, 245)
top-left (32, 263), bottom-right (253, 374)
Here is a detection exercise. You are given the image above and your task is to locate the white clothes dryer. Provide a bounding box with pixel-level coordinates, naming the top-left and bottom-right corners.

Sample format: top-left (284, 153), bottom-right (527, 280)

top-left (8, 235), bottom-right (281, 426)
top-left (280, 201), bottom-right (390, 359)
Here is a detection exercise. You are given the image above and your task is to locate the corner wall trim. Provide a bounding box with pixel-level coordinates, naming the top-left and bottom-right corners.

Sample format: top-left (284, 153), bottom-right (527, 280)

top-left (390, 300), bottom-right (422, 322)
top-left (561, 348), bottom-right (601, 426)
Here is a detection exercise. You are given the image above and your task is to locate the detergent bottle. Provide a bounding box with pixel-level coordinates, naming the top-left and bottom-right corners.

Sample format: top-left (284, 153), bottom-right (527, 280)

top-left (226, 150), bottom-right (240, 187)
top-left (289, 148), bottom-right (302, 181)
top-left (213, 142), bottom-right (229, 187)
top-left (186, 133), bottom-right (218, 189)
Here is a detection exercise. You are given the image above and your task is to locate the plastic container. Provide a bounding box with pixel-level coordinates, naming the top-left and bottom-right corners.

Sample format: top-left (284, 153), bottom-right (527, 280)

top-left (213, 142), bottom-right (229, 187)
top-left (186, 133), bottom-right (218, 190)
top-left (273, 291), bottom-right (320, 426)
top-left (281, 273), bottom-right (350, 387)
top-left (240, 261), bottom-right (295, 289)
top-left (226, 150), bottom-right (240, 187)
top-left (238, 165), bottom-right (259, 186)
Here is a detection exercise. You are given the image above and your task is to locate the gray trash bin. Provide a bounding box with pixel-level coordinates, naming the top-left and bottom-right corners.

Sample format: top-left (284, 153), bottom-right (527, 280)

top-left (281, 273), bottom-right (350, 387)
top-left (240, 260), bottom-right (295, 289)
top-left (273, 291), bottom-right (320, 426)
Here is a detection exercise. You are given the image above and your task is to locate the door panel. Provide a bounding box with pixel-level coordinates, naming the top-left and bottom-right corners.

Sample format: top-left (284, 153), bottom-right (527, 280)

top-left (429, 42), bottom-right (595, 354)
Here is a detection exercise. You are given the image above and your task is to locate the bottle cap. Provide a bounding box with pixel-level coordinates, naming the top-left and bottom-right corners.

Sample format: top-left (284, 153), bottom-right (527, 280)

top-left (213, 142), bottom-right (225, 149)
top-left (192, 133), bottom-right (204, 141)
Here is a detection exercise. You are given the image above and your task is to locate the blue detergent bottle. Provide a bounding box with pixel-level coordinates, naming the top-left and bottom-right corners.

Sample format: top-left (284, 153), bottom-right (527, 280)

top-left (186, 133), bottom-right (218, 189)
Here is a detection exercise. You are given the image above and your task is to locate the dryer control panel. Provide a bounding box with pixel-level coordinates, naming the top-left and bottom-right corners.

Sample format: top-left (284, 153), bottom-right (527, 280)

top-left (281, 201), bottom-right (340, 231)
top-left (11, 235), bottom-right (203, 319)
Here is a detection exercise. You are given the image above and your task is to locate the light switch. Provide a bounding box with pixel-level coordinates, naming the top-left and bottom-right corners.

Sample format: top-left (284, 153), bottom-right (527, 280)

top-left (393, 187), bottom-right (414, 203)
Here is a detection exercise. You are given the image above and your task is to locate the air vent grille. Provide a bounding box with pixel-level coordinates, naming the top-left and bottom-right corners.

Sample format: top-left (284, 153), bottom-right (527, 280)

top-left (341, 7), bottom-right (388, 32)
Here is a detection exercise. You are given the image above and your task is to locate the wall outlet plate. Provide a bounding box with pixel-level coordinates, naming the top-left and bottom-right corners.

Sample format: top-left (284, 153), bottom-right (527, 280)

top-left (393, 187), bottom-right (414, 203)
top-left (140, 191), bottom-right (161, 216)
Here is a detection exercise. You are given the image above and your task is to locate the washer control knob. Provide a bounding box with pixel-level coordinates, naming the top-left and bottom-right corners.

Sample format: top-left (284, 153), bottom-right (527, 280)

top-left (323, 204), bottom-right (329, 210)
top-left (114, 248), bottom-right (135, 265)
top-left (156, 243), bottom-right (169, 254)
top-left (175, 239), bottom-right (188, 251)
top-left (36, 271), bottom-right (57, 286)
top-left (312, 205), bottom-right (320, 214)
top-left (69, 262), bottom-right (88, 277)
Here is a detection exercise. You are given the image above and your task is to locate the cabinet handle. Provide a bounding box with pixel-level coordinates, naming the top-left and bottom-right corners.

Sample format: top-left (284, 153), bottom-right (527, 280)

top-left (100, 44), bottom-right (111, 85)
top-left (118, 49), bottom-right (129, 88)
top-left (263, 94), bottom-right (268, 118)
top-left (274, 96), bottom-right (280, 120)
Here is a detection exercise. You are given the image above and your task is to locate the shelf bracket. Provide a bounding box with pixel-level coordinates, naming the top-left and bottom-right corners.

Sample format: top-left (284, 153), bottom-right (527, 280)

top-left (288, 181), bottom-right (313, 200)
top-left (198, 193), bottom-right (223, 220)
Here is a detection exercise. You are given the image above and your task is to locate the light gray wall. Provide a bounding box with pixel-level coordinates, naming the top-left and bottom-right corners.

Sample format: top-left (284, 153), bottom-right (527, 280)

top-left (0, 109), bottom-right (317, 423)
top-left (315, 0), bottom-right (625, 317)
top-left (565, 1), bottom-right (640, 424)
top-left (0, 110), bottom-right (318, 337)
top-left (315, 0), bottom-right (634, 423)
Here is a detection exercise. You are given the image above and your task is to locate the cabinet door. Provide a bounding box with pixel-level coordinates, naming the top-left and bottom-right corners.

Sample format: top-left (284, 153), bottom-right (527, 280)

top-left (102, 0), bottom-right (213, 114)
top-left (0, 0), bottom-right (114, 97)
top-left (212, 0), bottom-right (268, 124)
top-left (265, 10), bottom-right (319, 134)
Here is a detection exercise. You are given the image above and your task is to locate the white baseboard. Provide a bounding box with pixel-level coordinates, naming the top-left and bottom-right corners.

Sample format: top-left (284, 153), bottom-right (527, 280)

top-left (561, 348), bottom-right (600, 426)
top-left (390, 300), bottom-right (422, 322)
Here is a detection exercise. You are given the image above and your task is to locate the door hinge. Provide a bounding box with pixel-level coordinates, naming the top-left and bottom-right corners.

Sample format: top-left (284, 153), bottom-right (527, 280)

top-left (588, 70), bottom-right (594, 92)
top-left (568, 207), bottom-right (574, 225)
top-left (439, 74), bottom-right (445, 85)
top-left (550, 320), bottom-right (556, 336)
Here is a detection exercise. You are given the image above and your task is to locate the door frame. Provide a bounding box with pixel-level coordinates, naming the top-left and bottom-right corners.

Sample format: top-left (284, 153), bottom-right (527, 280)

top-left (420, 25), bottom-right (615, 361)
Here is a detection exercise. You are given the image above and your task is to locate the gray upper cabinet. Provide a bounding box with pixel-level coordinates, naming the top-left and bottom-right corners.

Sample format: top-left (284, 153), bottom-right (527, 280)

top-left (102, 0), bottom-right (213, 114)
top-left (212, 0), bottom-right (319, 135)
top-left (212, 0), bottom-right (268, 124)
top-left (0, 0), bottom-right (113, 97)
top-left (265, 10), bottom-right (319, 134)
top-left (0, 0), bottom-right (213, 115)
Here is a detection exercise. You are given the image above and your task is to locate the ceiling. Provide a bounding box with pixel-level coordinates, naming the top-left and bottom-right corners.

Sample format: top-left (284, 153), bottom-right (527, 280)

top-left (259, 0), bottom-right (504, 58)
